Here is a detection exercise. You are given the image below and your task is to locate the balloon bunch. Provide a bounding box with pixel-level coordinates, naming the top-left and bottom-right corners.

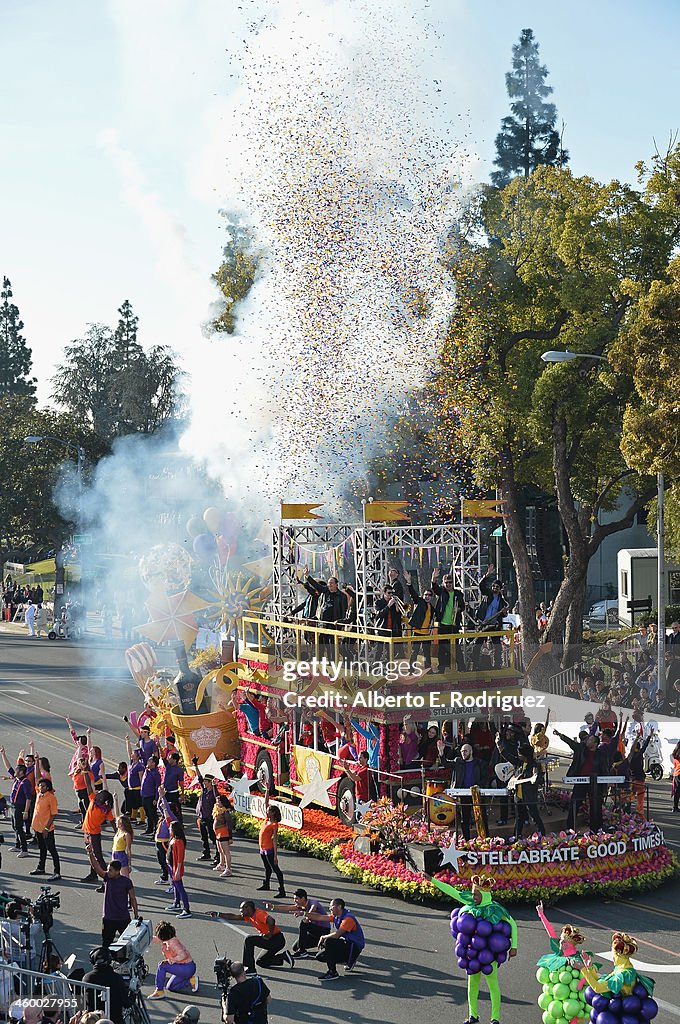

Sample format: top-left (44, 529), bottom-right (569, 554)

top-left (451, 908), bottom-right (513, 975)
top-left (187, 507), bottom-right (241, 566)
top-left (583, 983), bottom-right (658, 1023)
top-left (536, 965), bottom-right (588, 1024)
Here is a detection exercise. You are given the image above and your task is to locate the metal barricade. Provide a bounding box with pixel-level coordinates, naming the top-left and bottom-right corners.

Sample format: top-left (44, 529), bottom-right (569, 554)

top-left (0, 963), bottom-right (110, 1021)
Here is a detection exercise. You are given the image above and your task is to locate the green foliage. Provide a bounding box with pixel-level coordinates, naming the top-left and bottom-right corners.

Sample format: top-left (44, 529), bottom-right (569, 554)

top-left (210, 220), bottom-right (260, 334)
top-left (492, 29), bottom-right (568, 188)
top-left (0, 277), bottom-right (36, 398)
top-left (0, 396), bottom-right (101, 551)
top-left (640, 605), bottom-right (680, 627)
top-left (51, 306), bottom-right (183, 441)
top-left (433, 161), bottom-right (680, 649)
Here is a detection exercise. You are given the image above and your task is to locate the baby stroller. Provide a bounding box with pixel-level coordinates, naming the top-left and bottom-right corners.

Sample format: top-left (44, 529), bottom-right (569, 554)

top-left (643, 731), bottom-right (664, 781)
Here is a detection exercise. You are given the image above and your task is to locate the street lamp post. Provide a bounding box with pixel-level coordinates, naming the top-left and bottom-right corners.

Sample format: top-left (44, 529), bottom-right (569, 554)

top-left (540, 351), bottom-right (666, 682)
top-left (24, 434), bottom-right (86, 619)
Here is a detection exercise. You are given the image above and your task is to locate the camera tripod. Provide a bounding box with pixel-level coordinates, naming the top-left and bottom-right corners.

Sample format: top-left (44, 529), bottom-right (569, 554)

top-left (123, 987), bottom-right (151, 1024)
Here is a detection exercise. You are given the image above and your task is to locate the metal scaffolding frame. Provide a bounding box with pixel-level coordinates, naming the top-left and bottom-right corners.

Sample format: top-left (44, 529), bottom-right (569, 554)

top-left (271, 521), bottom-right (481, 646)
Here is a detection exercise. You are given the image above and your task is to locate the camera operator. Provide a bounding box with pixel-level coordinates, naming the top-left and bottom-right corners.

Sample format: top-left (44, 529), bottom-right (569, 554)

top-left (0, 900), bottom-right (42, 969)
top-left (82, 947), bottom-right (127, 1024)
top-left (224, 962), bottom-right (270, 1024)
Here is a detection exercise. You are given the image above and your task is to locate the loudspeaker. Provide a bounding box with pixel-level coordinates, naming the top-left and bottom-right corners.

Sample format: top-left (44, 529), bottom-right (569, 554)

top-left (405, 843), bottom-right (442, 874)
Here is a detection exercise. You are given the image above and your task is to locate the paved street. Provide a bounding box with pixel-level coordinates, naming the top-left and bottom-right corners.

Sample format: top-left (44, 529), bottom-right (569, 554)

top-left (1, 626), bottom-right (679, 1023)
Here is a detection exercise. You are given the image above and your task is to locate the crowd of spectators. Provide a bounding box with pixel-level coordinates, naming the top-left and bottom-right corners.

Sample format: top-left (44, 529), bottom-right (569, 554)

top-left (562, 623), bottom-right (680, 716)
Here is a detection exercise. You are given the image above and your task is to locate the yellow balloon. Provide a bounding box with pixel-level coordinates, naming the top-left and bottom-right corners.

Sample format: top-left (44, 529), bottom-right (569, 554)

top-left (203, 507), bottom-right (222, 534)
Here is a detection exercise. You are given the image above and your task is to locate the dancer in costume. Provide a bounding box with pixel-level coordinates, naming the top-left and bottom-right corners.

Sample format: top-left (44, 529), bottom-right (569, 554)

top-left (428, 874), bottom-right (517, 1024)
top-left (535, 901), bottom-right (589, 1024)
top-left (581, 932), bottom-right (658, 1022)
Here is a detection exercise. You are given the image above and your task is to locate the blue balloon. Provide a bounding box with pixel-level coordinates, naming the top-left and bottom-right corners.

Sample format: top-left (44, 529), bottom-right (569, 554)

top-left (496, 952), bottom-right (507, 964)
top-left (481, 964), bottom-right (494, 975)
top-left (471, 935), bottom-right (487, 950)
top-left (640, 997), bottom-right (658, 1020)
top-left (192, 532), bottom-right (217, 563)
top-left (457, 957), bottom-right (468, 969)
top-left (608, 998), bottom-right (622, 1014)
top-left (633, 984), bottom-right (647, 999)
top-left (500, 921), bottom-right (512, 936)
top-left (621, 996), bottom-right (641, 1014)
top-left (622, 1017), bottom-right (641, 1024)
top-left (468, 959), bottom-right (481, 974)
top-left (584, 987), bottom-right (596, 1006)
top-left (458, 913), bottom-right (477, 934)
top-left (590, 1011), bottom-right (598, 1023)
top-left (595, 1012), bottom-right (620, 1024)
top-left (593, 996), bottom-right (610, 1013)
top-left (476, 918), bottom-right (493, 937)
top-left (478, 949), bottom-right (494, 965)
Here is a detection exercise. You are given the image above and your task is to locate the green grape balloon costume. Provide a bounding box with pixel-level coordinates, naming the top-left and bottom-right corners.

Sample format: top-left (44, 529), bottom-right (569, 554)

top-left (432, 874), bottom-right (518, 1024)
top-left (535, 901), bottom-right (593, 1024)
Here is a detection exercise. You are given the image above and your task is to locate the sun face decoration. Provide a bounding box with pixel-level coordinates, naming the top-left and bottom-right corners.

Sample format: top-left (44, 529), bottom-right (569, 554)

top-left (204, 565), bottom-right (272, 637)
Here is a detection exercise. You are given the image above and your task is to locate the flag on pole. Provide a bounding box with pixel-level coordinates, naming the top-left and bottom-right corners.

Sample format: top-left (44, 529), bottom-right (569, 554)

top-left (281, 503), bottom-right (324, 520)
top-left (461, 498), bottom-right (506, 518)
top-left (364, 500), bottom-right (409, 522)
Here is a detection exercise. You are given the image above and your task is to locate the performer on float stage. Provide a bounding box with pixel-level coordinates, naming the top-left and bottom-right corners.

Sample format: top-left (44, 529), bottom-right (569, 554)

top-left (427, 873), bottom-right (517, 1024)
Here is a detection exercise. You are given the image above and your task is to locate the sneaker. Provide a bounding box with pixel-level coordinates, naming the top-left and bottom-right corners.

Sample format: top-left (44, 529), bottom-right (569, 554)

top-left (177, 910), bottom-right (192, 919)
top-left (81, 875), bottom-right (97, 883)
top-left (165, 904), bottom-right (181, 912)
top-left (283, 951), bottom-right (295, 969)
top-left (275, 891), bottom-right (286, 899)
top-left (196, 853), bottom-right (211, 861)
top-left (212, 857), bottom-right (220, 866)
top-left (154, 877), bottom-right (169, 885)
top-left (147, 991), bottom-right (165, 1000)
top-left (190, 974), bottom-right (199, 993)
top-left (17, 851), bottom-right (29, 858)
top-left (319, 970), bottom-right (340, 981)
top-left (48, 873), bottom-right (61, 881)
top-left (293, 950), bottom-right (311, 959)
top-left (28, 837), bottom-right (39, 846)
top-left (220, 870), bottom-right (232, 877)
top-left (212, 864), bottom-right (222, 871)
top-left (462, 1018), bottom-right (479, 1024)
top-left (166, 886), bottom-right (175, 893)
top-left (256, 884), bottom-right (271, 891)
top-left (345, 961), bottom-right (357, 972)
top-left (29, 868), bottom-right (47, 876)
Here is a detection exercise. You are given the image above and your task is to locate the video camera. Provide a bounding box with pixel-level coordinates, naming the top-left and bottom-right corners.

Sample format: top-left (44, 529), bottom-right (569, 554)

top-left (214, 954), bottom-right (234, 994)
top-left (32, 887), bottom-right (60, 933)
top-left (106, 918), bottom-right (152, 995)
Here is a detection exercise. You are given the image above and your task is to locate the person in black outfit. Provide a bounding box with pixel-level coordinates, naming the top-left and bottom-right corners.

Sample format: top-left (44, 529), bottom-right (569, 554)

top-left (511, 745), bottom-right (546, 838)
top-left (224, 961), bottom-right (271, 1024)
top-left (553, 729), bottom-right (609, 830)
top-left (404, 573), bottom-right (436, 671)
top-left (489, 724), bottom-right (519, 826)
top-left (291, 569), bottom-right (322, 620)
top-left (374, 585), bottom-right (404, 638)
top-left (450, 743), bottom-right (488, 839)
top-left (82, 946), bottom-right (128, 1024)
top-left (431, 567), bottom-right (466, 672)
top-left (307, 575), bottom-right (348, 660)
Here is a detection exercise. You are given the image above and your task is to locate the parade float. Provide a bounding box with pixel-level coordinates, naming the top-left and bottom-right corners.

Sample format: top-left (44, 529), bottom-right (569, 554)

top-left (124, 504), bottom-right (677, 905)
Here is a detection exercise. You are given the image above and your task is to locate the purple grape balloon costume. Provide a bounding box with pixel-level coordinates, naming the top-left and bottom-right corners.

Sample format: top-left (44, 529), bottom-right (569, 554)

top-left (432, 874), bottom-right (518, 1024)
top-left (581, 932), bottom-right (658, 1024)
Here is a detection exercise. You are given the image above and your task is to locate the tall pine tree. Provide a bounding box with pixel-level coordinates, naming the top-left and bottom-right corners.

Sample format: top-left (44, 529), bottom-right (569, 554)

top-left (491, 29), bottom-right (568, 188)
top-left (0, 276), bottom-right (36, 397)
top-left (113, 299), bottom-right (142, 370)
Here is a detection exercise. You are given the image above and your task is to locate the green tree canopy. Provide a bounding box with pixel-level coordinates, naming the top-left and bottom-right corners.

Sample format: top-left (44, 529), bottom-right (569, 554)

top-left (432, 161), bottom-right (680, 663)
top-left (0, 397), bottom-right (101, 555)
top-left (51, 308), bottom-right (183, 441)
top-left (0, 276), bottom-right (36, 398)
top-left (492, 28), bottom-right (568, 189)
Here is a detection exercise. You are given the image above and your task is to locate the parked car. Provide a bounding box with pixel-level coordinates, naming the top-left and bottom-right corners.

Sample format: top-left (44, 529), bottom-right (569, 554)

top-left (585, 599), bottom-right (619, 628)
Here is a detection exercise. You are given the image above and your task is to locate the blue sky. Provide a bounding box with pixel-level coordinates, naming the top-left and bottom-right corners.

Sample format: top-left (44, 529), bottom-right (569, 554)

top-left (1, 0), bottom-right (678, 403)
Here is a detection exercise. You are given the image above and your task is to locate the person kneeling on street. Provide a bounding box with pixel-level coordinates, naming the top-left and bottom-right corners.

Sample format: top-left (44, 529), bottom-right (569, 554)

top-left (148, 920), bottom-right (198, 998)
top-left (210, 902), bottom-right (294, 970)
top-left (224, 961), bottom-right (271, 1024)
top-left (266, 888), bottom-right (331, 958)
top-left (305, 898), bottom-right (366, 981)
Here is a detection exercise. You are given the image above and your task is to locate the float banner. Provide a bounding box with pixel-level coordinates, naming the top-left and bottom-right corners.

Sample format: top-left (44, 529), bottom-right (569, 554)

top-left (294, 746), bottom-right (334, 784)
top-left (463, 827), bottom-right (666, 867)
top-left (232, 792), bottom-right (303, 830)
